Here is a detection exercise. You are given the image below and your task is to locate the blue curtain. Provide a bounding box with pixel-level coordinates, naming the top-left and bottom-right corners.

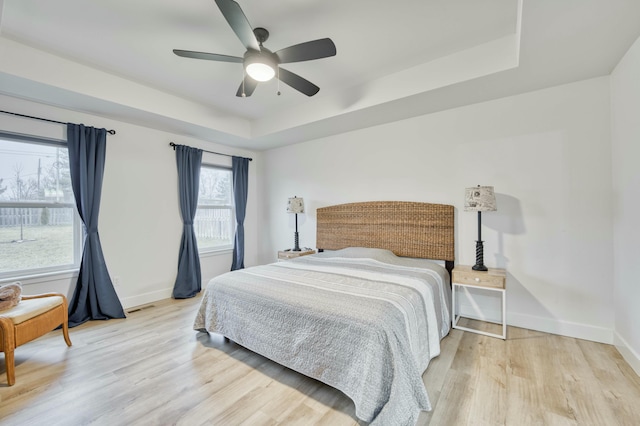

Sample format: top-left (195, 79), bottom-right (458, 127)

top-left (66, 123), bottom-right (125, 327)
top-left (173, 145), bottom-right (203, 298)
top-left (231, 156), bottom-right (250, 271)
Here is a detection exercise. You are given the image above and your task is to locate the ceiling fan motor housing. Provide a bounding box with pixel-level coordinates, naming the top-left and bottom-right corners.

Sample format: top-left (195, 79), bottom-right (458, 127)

top-left (253, 27), bottom-right (270, 44)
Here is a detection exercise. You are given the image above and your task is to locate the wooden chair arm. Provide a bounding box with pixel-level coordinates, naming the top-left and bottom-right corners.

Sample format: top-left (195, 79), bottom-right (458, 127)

top-left (21, 293), bottom-right (68, 301)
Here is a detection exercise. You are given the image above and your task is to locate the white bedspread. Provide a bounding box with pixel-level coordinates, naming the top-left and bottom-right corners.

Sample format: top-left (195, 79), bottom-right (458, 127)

top-left (193, 247), bottom-right (451, 425)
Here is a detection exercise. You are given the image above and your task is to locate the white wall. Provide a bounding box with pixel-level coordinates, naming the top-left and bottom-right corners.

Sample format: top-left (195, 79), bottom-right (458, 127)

top-left (611, 36), bottom-right (640, 374)
top-left (260, 77), bottom-right (614, 344)
top-left (0, 94), bottom-right (260, 309)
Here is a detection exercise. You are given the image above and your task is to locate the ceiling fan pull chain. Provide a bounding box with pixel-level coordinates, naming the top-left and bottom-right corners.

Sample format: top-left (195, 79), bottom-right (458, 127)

top-left (241, 68), bottom-right (246, 97)
top-left (277, 67), bottom-right (281, 96)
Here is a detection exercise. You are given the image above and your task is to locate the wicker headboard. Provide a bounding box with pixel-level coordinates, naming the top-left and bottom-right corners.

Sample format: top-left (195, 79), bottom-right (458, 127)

top-left (316, 201), bottom-right (455, 263)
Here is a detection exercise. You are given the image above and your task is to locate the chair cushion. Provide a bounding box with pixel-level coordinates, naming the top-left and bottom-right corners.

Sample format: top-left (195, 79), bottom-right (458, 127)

top-left (0, 296), bottom-right (64, 325)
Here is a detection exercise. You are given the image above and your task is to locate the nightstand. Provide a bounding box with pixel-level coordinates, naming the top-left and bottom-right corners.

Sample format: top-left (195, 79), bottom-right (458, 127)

top-left (277, 249), bottom-right (316, 261)
top-left (452, 265), bottom-right (506, 339)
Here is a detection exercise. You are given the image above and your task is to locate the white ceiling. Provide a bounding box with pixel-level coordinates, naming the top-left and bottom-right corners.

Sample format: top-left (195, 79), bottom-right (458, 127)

top-left (1, 0), bottom-right (639, 150)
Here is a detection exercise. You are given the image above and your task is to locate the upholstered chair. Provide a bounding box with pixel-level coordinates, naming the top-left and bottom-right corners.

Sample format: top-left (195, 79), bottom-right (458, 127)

top-left (0, 293), bottom-right (72, 386)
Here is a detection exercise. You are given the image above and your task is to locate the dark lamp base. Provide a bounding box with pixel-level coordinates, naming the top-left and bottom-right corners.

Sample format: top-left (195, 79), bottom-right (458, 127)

top-left (473, 239), bottom-right (488, 272)
top-left (293, 230), bottom-right (301, 252)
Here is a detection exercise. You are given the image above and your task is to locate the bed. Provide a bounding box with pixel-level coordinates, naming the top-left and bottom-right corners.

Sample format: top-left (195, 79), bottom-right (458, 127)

top-left (194, 201), bottom-right (455, 425)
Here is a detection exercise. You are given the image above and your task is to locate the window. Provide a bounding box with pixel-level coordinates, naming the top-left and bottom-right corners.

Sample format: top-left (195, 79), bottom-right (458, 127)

top-left (0, 133), bottom-right (82, 279)
top-left (195, 165), bottom-right (235, 252)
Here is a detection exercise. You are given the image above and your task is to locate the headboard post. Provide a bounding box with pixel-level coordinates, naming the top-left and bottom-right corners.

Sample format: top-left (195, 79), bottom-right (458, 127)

top-left (445, 260), bottom-right (454, 280)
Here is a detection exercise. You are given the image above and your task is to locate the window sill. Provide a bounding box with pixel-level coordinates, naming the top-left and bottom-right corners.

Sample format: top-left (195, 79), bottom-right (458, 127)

top-left (0, 269), bottom-right (79, 286)
top-left (199, 248), bottom-right (233, 258)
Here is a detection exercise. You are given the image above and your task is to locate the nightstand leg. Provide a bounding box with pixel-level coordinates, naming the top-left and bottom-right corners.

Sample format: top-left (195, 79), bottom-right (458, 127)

top-left (452, 283), bottom-right (457, 328)
top-left (502, 288), bottom-right (507, 339)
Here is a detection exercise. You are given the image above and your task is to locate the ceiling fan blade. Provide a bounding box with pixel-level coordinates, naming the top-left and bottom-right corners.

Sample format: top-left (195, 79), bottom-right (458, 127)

top-left (173, 49), bottom-right (243, 63)
top-left (215, 0), bottom-right (260, 52)
top-left (278, 68), bottom-right (320, 97)
top-left (236, 75), bottom-right (259, 97)
top-left (275, 38), bottom-right (337, 64)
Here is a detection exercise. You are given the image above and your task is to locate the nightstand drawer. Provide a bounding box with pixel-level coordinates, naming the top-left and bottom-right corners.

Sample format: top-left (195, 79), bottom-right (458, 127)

top-left (452, 265), bottom-right (505, 289)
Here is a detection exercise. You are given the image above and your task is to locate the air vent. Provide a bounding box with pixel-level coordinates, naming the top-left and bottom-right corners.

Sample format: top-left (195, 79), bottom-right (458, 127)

top-left (126, 304), bottom-right (156, 314)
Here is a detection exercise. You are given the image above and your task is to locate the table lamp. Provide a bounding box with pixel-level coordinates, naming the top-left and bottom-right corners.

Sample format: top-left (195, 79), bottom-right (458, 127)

top-left (287, 196), bottom-right (305, 251)
top-left (464, 186), bottom-right (497, 271)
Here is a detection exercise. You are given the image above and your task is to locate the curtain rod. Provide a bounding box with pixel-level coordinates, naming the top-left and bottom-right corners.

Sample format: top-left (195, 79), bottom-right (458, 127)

top-left (0, 110), bottom-right (116, 135)
top-left (169, 142), bottom-right (252, 161)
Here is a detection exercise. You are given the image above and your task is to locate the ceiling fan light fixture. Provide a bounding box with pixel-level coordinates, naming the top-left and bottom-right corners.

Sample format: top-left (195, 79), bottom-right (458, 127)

top-left (246, 62), bottom-right (275, 81)
top-left (244, 51), bottom-right (277, 82)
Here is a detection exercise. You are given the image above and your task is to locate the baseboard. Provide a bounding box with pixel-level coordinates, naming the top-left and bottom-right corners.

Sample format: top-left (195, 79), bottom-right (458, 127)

top-left (120, 288), bottom-right (173, 310)
top-left (458, 302), bottom-right (614, 344)
top-left (614, 332), bottom-right (640, 377)
top-left (508, 311), bottom-right (613, 344)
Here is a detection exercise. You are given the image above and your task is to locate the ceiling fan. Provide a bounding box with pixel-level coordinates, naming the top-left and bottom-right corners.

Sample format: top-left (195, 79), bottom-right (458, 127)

top-left (174, 0), bottom-right (337, 98)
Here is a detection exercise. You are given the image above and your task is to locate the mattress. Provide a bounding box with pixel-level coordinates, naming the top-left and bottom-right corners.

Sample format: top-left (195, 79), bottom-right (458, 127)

top-left (193, 247), bottom-right (451, 425)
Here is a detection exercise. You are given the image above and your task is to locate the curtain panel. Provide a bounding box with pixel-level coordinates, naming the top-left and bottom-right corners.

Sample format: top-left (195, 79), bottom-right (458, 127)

top-left (231, 156), bottom-right (249, 271)
top-left (172, 144), bottom-right (203, 298)
top-left (66, 123), bottom-right (125, 327)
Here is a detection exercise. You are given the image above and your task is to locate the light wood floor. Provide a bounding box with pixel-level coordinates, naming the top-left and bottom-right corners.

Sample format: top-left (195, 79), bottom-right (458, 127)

top-left (1, 296), bottom-right (639, 426)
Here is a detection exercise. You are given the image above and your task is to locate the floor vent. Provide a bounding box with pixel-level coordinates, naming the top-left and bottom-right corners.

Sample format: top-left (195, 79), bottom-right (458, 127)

top-left (126, 304), bottom-right (156, 314)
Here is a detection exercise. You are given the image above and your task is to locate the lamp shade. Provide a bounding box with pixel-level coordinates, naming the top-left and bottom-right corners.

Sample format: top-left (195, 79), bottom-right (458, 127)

top-left (287, 197), bottom-right (305, 214)
top-left (464, 186), bottom-right (497, 212)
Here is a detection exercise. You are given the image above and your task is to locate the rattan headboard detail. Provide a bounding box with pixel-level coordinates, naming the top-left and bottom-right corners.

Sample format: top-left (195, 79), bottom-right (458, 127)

top-left (316, 201), bottom-right (454, 262)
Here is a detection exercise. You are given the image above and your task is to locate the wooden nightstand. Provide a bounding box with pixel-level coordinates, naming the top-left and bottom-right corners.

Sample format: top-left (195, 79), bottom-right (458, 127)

top-left (452, 265), bottom-right (507, 339)
top-left (277, 249), bottom-right (316, 260)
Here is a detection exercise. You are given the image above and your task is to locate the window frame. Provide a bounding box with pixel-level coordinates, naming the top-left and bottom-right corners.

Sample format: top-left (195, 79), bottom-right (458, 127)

top-left (195, 163), bottom-right (235, 254)
top-left (0, 131), bottom-right (83, 280)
